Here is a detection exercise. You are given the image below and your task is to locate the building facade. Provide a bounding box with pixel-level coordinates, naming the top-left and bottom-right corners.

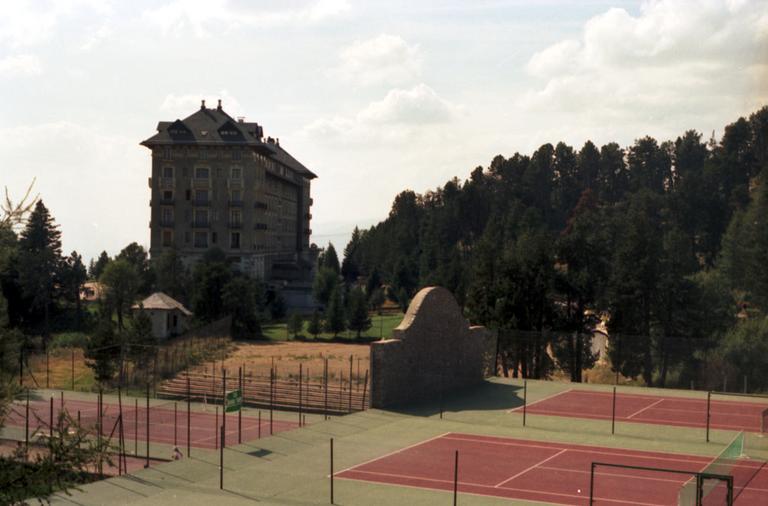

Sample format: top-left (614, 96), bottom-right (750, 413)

top-left (141, 100), bottom-right (317, 288)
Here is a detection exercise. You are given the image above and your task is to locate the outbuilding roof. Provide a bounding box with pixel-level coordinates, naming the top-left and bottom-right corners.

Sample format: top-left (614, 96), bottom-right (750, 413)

top-left (133, 292), bottom-right (193, 316)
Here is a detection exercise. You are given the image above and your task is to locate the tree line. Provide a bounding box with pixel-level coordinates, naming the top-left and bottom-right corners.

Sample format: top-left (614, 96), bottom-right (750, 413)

top-left (341, 106), bottom-right (768, 391)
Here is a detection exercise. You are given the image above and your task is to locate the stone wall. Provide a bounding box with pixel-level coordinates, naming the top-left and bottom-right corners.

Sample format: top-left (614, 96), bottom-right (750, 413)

top-left (370, 286), bottom-right (496, 408)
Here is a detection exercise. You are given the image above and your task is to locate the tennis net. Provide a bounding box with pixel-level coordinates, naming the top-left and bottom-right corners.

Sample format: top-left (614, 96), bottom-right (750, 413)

top-left (678, 432), bottom-right (744, 505)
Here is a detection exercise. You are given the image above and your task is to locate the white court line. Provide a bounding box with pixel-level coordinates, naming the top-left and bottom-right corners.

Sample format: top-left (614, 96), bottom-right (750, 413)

top-left (493, 449), bottom-right (567, 488)
top-left (507, 388), bottom-right (573, 413)
top-left (338, 468), bottom-right (668, 506)
top-left (627, 398), bottom-right (665, 419)
top-left (334, 432), bottom-right (450, 475)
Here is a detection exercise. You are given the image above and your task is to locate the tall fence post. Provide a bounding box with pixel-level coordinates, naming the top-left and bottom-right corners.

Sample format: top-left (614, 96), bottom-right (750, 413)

top-left (324, 358), bottom-right (329, 420)
top-left (46, 351), bottom-right (50, 389)
top-left (523, 380), bottom-right (527, 426)
top-left (299, 363), bottom-right (303, 427)
top-left (222, 369), bottom-right (226, 449)
top-left (706, 391), bottom-right (711, 443)
top-left (611, 387), bottom-right (616, 435)
top-left (145, 383), bottom-right (150, 468)
top-left (348, 355), bottom-right (353, 413)
top-left (453, 450), bottom-right (459, 506)
top-left (25, 389), bottom-right (29, 452)
top-left (187, 374), bottom-right (191, 457)
top-left (134, 398), bottom-right (138, 456)
top-left (71, 350), bottom-right (75, 390)
top-left (361, 369), bottom-right (368, 410)
top-left (330, 438), bottom-right (334, 504)
top-left (219, 425), bottom-right (224, 490)
top-left (238, 366), bottom-right (242, 443)
top-left (269, 366), bottom-right (274, 435)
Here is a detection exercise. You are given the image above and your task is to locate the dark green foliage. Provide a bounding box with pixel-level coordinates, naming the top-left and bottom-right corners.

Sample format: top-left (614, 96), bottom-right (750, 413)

top-left (0, 409), bottom-right (113, 505)
top-left (307, 310), bottom-right (322, 339)
top-left (84, 315), bottom-right (120, 383)
top-left (269, 291), bottom-right (286, 320)
top-left (341, 228), bottom-right (361, 284)
top-left (324, 286), bottom-right (346, 337)
top-left (319, 242), bottom-right (340, 274)
top-left (99, 258), bottom-right (140, 330)
top-left (223, 276), bottom-right (262, 338)
top-left (126, 309), bottom-right (157, 372)
top-left (191, 248), bottom-right (232, 322)
top-left (346, 287), bottom-right (371, 338)
top-left (287, 312), bottom-right (303, 339)
top-left (18, 201), bottom-right (62, 343)
top-left (312, 267), bottom-right (339, 307)
top-left (368, 287), bottom-right (385, 312)
top-left (344, 106), bottom-right (768, 386)
top-left (151, 248), bottom-right (189, 303)
top-left (60, 251), bottom-right (87, 330)
top-left (717, 318), bottom-right (768, 392)
top-left (89, 251), bottom-right (110, 280)
top-left (117, 242), bottom-right (154, 296)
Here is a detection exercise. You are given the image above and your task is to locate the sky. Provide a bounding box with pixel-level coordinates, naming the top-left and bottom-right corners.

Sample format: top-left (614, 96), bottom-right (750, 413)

top-left (1, 0), bottom-right (766, 263)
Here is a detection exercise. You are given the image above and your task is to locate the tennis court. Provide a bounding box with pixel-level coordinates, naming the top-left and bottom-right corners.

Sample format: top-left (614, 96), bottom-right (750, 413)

top-left (6, 396), bottom-right (300, 450)
top-left (336, 432), bottom-right (768, 505)
top-left (517, 389), bottom-right (768, 432)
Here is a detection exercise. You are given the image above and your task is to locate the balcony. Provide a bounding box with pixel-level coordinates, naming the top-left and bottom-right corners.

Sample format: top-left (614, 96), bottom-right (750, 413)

top-left (254, 223), bottom-right (268, 230)
top-left (159, 197), bottom-right (174, 205)
top-left (229, 200), bottom-right (244, 207)
top-left (192, 177), bottom-right (210, 189)
top-left (159, 177), bottom-right (175, 189)
top-left (192, 199), bottom-right (210, 207)
top-left (305, 212), bottom-right (312, 220)
top-left (229, 221), bottom-right (243, 229)
top-left (191, 220), bottom-right (210, 228)
top-left (159, 219), bottom-right (174, 227)
top-left (304, 228), bottom-right (312, 235)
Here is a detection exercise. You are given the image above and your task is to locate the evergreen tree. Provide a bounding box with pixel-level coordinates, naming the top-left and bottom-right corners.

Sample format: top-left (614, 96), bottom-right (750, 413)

top-left (84, 314), bottom-right (120, 383)
top-left (312, 267), bottom-right (339, 307)
top-left (368, 287), bottom-right (385, 312)
top-left (99, 258), bottom-right (140, 330)
top-left (117, 242), bottom-right (153, 295)
top-left (324, 286), bottom-right (346, 337)
top-left (346, 287), bottom-right (371, 339)
top-left (222, 276), bottom-right (262, 338)
top-left (269, 291), bottom-right (286, 320)
top-left (18, 200), bottom-right (63, 344)
top-left (60, 251), bottom-right (87, 330)
top-left (125, 308), bottom-right (157, 378)
top-left (90, 251), bottom-right (110, 279)
top-left (151, 248), bottom-right (189, 302)
top-left (287, 312), bottom-right (304, 339)
top-left (191, 248), bottom-right (232, 322)
top-left (307, 310), bottom-right (322, 339)
top-left (341, 228), bottom-right (362, 284)
top-left (320, 242), bottom-right (340, 274)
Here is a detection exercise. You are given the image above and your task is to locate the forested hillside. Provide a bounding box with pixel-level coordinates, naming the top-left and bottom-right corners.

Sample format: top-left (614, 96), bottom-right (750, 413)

top-left (341, 107), bottom-right (768, 390)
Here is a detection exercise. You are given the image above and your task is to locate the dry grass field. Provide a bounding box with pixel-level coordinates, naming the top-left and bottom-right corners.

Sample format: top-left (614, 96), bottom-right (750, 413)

top-left (190, 340), bottom-right (371, 383)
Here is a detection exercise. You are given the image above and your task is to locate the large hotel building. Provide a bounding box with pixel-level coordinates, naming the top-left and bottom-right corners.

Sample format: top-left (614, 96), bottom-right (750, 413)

top-left (141, 100), bottom-right (317, 300)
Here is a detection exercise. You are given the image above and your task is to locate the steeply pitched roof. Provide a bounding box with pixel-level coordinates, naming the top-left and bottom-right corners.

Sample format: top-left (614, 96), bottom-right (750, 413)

top-left (133, 292), bottom-right (193, 316)
top-left (141, 101), bottom-right (316, 179)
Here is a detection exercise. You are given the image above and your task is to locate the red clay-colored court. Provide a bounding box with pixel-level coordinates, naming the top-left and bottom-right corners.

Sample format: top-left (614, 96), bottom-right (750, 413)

top-left (7, 397), bottom-right (300, 450)
top-left (515, 389), bottom-right (768, 432)
top-left (336, 433), bottom-right (768, 506)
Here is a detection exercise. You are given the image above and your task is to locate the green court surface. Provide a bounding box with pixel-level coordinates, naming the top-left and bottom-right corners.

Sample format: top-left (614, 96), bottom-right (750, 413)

top-left (41, 378), bottom-right (768, 505)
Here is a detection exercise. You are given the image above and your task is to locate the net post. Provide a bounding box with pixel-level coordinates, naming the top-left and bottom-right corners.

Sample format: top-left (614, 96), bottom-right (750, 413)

top-left (330, 437), bottom-right (334, 504)
top-left (238, 366), bottom-right (242, 443)
top-left (134, 398), bottom-right (138, 456)
top-left (453, 449), bottom-right (459, 506)
top-left (706, 391), bottom-right (711, 443)
top-left (299, 363), bottom-right (303, 427)
top-left (145, 383), bottom-right (150, 468)
top-left (589, 462), bottom-right (595, 506)
top-left (222, 368), bottom-right (226, 449)
top-left (523, 380), bottom-right (527, 427)
top-left (611, 386), bottom-right (616, 435)
top-left (187, 374), bottom-right (191, 457)
top-left (219, 425), bottom-right (224, 490)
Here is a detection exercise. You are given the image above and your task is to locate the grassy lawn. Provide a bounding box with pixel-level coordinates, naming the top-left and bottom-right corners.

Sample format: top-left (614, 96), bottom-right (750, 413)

top-left (262, 312), bottom-right (403, 342)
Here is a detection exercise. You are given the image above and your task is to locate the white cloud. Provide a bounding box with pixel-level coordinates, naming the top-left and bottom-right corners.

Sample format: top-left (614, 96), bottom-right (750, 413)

top-left (303, 83), bottom-right (462, 145)
top-left (0, 54), bottom-right (42, 78)
top-left (331, 34), bottom-right (422, 86)
top-left (142, 0), bottom-right (351, 37)
top-left (0, 0), bottom-right (111, 47)
top-left (519, 0), bottom-right (768, 124)
top-left (160, 90), bottom-right (243, 118)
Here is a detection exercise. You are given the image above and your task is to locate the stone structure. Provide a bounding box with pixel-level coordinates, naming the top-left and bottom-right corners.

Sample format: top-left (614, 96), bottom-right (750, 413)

top-left (370, 286), bottom-right (496, 408)
top-left (132, 292), bottom-right (193, 339)
top-left (141, 100), bottom-right (317, 292)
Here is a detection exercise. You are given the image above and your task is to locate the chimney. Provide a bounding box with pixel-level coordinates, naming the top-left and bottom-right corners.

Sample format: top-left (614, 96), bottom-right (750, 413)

top-left (217, 99), bottom-right (222, 111)
top-left (276, 138), bottom-right (280, 146)
top-left (200, 99), bottom-right (206, 109)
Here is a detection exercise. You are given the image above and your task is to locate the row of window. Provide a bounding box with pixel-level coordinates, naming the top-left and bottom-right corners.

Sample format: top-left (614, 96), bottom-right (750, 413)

top-left (161, 146), bottom-right (244, 162)
top-left (162, 166), bottom-right (243, 180)
top-left (161, 228), bottom-right (283, 252)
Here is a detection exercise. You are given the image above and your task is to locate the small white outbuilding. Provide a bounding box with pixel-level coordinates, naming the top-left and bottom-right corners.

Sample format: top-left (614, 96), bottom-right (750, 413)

top-left (132, 292), bottom-right (193, 339)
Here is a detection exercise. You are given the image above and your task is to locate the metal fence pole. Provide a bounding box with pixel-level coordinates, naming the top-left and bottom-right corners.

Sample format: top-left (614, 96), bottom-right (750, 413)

top-left (71, 350), bottom-right (75, 390)
top-left (706, 391), bottom-right (711, 443)
top-left (238, 366), bottom-right (242, 443)
top-left (25, 390), bottom-right (29, 452)
top-left (453, 450), bottom-right (459, 506)
top-left (222, 369), bottom-right (226, 449)
top-left (219, 425), bottom-right (224, 490)
top-left (187, 375), bottom-right (191, 456)
top-left (523, 380), bottom-right (527, 426)
top-left (145, 383), bottom-right (150, 468)
top-left (330, 438), bottom-right (334, 504)
top-left (611, 387), bottom-right (617, 435)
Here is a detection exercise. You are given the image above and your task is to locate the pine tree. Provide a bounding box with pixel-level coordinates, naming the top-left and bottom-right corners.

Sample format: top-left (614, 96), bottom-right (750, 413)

top-left (287, 312), bottom-right (304, 339)
top-left (341, 228), bottom-right (361, 283)
top-left (18, 200), bottom-right (62, 345)
top-left (324, 286), bottom-right (346, 337)
top-left (346, 287), bottom-right (371, 339)
top-left (90, 251), bottom-right (110, 279)
top-left (60, 251), bottom-right (87, 330)
top-left (320, 243), bottom-right (340, 273)
top-left (99, 258), bottom-right (140, 330)
top-left (307, 310), bottom-right (322, 339)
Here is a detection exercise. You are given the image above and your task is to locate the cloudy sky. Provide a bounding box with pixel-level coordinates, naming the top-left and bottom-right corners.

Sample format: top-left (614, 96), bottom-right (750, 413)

top-left (1, 0), bottom-right (766, 262)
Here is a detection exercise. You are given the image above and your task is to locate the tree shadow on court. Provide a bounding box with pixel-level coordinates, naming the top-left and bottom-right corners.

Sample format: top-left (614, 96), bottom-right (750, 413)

top-left (385, 379), bottom-right (523, 417)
